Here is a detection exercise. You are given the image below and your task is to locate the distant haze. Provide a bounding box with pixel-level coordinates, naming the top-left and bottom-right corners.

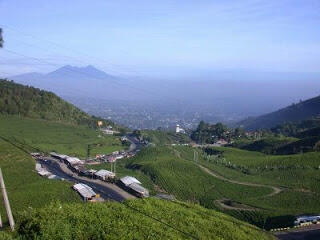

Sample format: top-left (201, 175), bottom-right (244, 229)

top-left (1, 0), bottom-right (320, 76)
top-left (1, 0), bottom-right (320, 128)
top-left (11, 65), bottom-right (320, 121)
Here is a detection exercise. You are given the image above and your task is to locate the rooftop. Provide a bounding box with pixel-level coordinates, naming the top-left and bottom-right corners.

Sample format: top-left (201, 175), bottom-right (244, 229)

top-left (120, 176), bottom-right (141, 186)
top-left (95, 169), bottom-right (115, 178)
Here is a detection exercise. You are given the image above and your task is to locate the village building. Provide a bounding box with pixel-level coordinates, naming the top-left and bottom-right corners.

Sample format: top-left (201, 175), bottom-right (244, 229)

top-left (73, 183), bottom-right (96, 201)
top-left (175, 124), bottom-right (186, 134)
top-left (119, 176), bottom-right (149, 198)
top-left (94, 169), bottom-right (115, 181)
top-left (294, 215), bottom-right (320, 225)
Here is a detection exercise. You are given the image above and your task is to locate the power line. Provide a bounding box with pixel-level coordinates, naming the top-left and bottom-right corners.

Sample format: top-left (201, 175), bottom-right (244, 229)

top-left (1, 24), bottom-right (142, 76)
top-left (1, 24), bottom-right (184, 103)
top-left (0, 133), bottom-right (198, 238)
top-left (122, 202), bottom-right (199, 240)
top-left (2, 48), bottom-right (161, 98)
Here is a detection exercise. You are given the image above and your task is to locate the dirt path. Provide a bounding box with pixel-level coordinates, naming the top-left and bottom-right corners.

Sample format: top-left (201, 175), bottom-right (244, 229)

top-left (198, 164), bottom-right (282, 198)
top-left (214, 199), bottom-right (259, 211)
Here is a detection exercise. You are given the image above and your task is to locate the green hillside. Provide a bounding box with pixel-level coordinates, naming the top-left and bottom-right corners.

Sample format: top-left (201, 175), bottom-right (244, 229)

top-left (233, 137), bottom-right (298, 154)
top-left (11, 199), bottom-right (274, 240)
top-left (0, 79), bottom-right (113, 127)
top-left (199, 147), bottom-right (320, 224)
top-left (238, 95), bottom-right (320, 130)
top-left (0, 135), bottom-right (80, 228)
top-left (0, 115), bottom-right (123, 158)
top-left (141, 129), bottom-right (191, 145)
top-left (90, 144), bottom-right (320, 229)
top-left (0, 114), bottom-right (126, 226)
top-left (232, 119), bottom-right (320, 155)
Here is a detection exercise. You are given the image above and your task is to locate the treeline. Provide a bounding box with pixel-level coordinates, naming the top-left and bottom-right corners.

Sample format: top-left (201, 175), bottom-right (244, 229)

top-left (232, 119), bottom-right (320, 155)
top-left (238, 95), bottom-right (320, 130)
top-left (191, 121), bottom-right (245, 144)
top-left (0, 79), bottom-right (113, 128)
top-left (271, 118), bottom-right (320, 137)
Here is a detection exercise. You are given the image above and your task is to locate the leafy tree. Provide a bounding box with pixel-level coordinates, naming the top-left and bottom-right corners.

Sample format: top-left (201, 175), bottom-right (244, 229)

top-left (0, 79), bottom-right (115, 128)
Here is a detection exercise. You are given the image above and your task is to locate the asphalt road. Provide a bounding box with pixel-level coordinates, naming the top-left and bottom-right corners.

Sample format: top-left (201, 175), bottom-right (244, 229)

top-left (39, 158), bottom-right (134, 202)
top-left (275, 225), bottom-right (320, 240)
top-left (126, 134), bottom-right (143, 152)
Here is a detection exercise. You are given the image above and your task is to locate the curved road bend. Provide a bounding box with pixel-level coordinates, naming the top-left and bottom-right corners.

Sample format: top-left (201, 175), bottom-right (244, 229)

top-left (198, 164), bottom-right (282, 197)
top-left (39, 158), bottom-right (135, 202)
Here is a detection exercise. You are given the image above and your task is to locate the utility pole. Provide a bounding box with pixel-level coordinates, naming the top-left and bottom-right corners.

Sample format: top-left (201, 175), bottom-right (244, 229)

top-left (193, 150), bottom-right (198, 163)
top-left (0, 209), bottom-right (2, 228)
top-left (0, 168), bottom-right (15, 231)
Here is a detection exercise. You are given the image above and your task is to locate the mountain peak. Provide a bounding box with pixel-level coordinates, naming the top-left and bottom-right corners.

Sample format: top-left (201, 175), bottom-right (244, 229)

top-left (85, 65), bottom-right (96, 69)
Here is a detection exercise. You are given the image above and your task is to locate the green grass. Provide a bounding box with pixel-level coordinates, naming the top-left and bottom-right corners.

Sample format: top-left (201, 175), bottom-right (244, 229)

top-left (0, 115), bottom-right (124, 158)
top-left (233, 137), bottom-right (298, 154)
top-left (0, 138), bottom-right (80, 228)
top-left (141, 130), bottom-right (190, 145)
top-left (89, 144), bottom-right (320, 229)
top-left (194, 146), bottom-right (320, 227)
top-left (12, 198), bottom-right (275, 240)
top-left (0, 115), bottom-right (124, 228)
top-left (90, 146), bottom-right (272, 209)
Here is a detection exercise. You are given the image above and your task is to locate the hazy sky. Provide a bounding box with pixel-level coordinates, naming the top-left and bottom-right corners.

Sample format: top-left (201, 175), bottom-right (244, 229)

top-left (0, 0), bottom-right (320, 77)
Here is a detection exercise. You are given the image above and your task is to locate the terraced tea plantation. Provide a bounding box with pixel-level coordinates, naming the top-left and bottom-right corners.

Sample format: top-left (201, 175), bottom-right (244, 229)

top-left (4, 198), bottom-right (275, 240)
top-left (193, 146), bottom-right (320, 228)
top-left (0, 137), bottom-right (80, 227)
top-left (91, 143), bottom-right (320, 229)
top-left (0, 115), bottom-right (123, 158)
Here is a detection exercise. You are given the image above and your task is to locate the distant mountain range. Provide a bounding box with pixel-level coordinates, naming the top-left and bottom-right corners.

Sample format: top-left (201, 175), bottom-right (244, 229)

top-left (10, 65), bottom-right (127, 99)
top-left (10, 66), bottom-right (320, 124)
top-left (238, 95), bottom-right (320, 130)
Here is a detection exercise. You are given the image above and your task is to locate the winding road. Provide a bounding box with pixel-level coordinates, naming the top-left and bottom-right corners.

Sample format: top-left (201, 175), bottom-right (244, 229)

top-left (196, 164), bottom-right (283, 211)
top-left (198, 164), bottom-right (282, 197)
top-left (39, 158), bottom-right (135, 201)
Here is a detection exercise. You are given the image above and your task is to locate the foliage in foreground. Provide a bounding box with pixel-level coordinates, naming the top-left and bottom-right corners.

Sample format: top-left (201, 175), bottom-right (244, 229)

top-left (14, 199), bottom-right (274, 240)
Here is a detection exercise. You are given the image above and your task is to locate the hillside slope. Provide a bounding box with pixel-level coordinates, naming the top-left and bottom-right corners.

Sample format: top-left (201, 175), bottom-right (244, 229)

top-left (238, 95), bottom-right (320, 130)
top-left (0, 135), bottom-right (80, 227)
top-left (0, 79), bottom-right (111, 127)
top-left (13, 198), bottom-right (274, 240)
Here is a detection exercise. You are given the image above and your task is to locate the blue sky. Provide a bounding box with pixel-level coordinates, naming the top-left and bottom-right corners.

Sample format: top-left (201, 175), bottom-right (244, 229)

top-left (0, 0), bottom-right (320, 77)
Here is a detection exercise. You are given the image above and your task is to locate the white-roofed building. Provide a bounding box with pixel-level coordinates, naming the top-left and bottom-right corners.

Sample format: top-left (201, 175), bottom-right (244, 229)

top-left (120, 176), bottom-right (141, 186)
top-left (38, 170), bottom-right (51, 177)
top-left (94, 169), bottom-right (115, 181)
top-left (73, 183), bottom-right (96, 201)
top-left (35, 163), bottom-right (42, 171)
top-left (128, 182), bottom-right (149, 198)
top-left (294, 215), bottom-right (320, 225)
top-left (65, 156), bottom-right (81, 166)
top-left (50, 152), bottom-right (69, 161)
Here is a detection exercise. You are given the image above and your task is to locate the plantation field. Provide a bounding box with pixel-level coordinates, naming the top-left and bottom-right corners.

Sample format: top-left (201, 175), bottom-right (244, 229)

top-left (91, 146), bottom-right (272, 209)
top-left (141, 130), bottom-right (191, 145)
top-left (7, 198), bottom-right (274, 240)
top-left (90, 144), bottom-right (320, 229)
top-left (0, 115), bottom-right (124, 158)
top-left (199, 146), bottom-right (320, 191)
top-left (188, 146), bottom-right (320, 227)
top-left (233, 137), bottom-right (298, 154)
top-left (0, 138), bottom-right (80, 228)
